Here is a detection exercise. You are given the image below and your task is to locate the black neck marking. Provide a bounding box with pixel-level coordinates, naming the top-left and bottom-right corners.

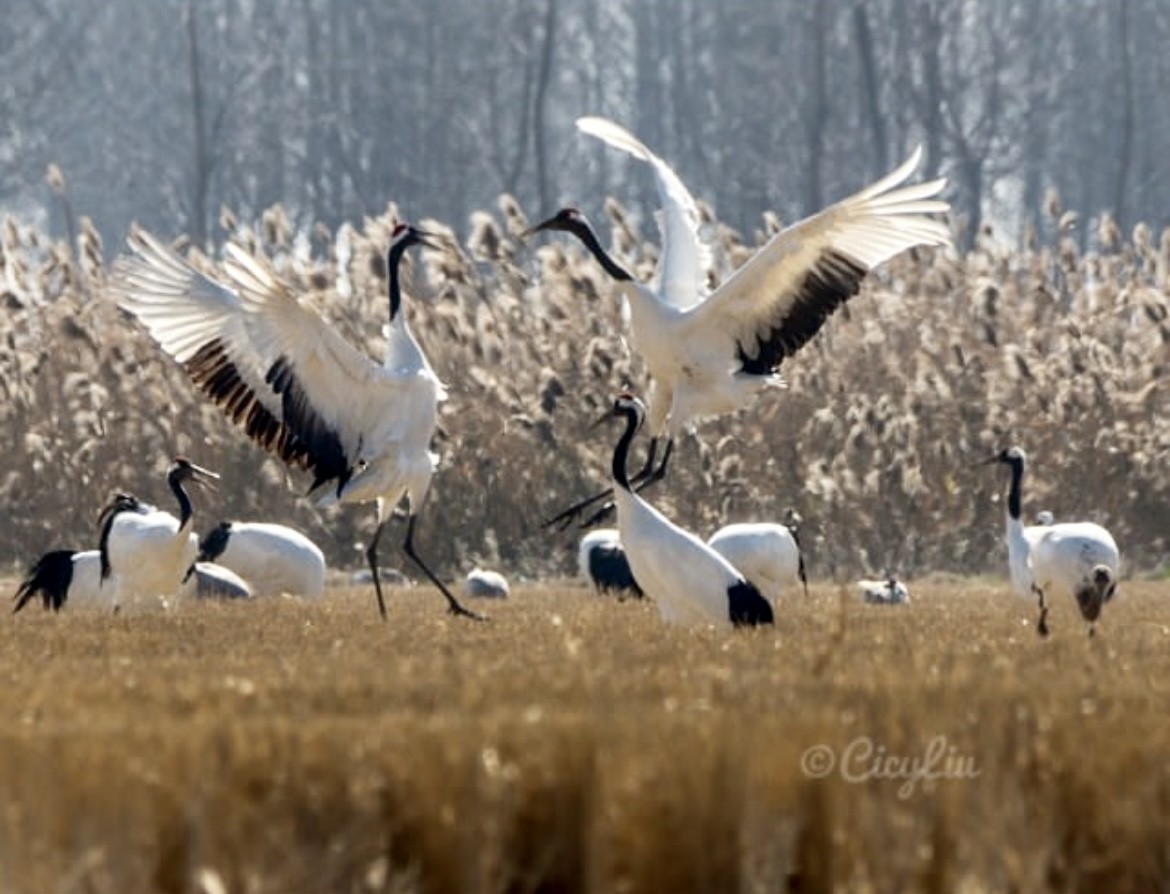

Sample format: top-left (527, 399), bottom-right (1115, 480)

top-left (568, 220), bottom-right (633, 282)
top-left (611, 404), bottom-right (641, 491)
top-left (168, 466), bottom-right (194, 529)
top-left (198, 521), bottom-right (232, 562)
top-left (1005, 455), bottom-right (1024, 520)
top-left (387, 239), bottom-right (411, 321)
top-left (98, 493), bottom-right (144, 580)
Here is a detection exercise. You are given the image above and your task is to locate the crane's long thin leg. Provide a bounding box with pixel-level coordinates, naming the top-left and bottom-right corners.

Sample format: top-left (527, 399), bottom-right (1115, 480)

top-left (544, 438), bottom-right (662, 531)
top-left (1033, 585), bottom-right (1049, 638)
top-left (366, 517), bottom-right (389, 620)
top-left (403, 515), bottom-right (487, 622)
top-left (581, 439), bottom-right (675, 528)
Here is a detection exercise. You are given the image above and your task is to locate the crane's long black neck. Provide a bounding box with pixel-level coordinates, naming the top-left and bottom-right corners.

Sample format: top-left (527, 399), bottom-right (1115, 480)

top-left (168, 469), bottom-right (194, 529)
top-left (611, 406), bottom-right (640, 492)
top-left (568, 221), bottom-right (633, 282)
top-left (387, 241), bottom-right (409, 321)
top-left (1005, 456), bottom-right (1023, 521)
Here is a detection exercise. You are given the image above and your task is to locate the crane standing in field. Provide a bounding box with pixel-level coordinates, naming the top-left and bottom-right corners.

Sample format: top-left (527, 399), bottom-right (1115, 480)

top-left (604, 392), bottom-right (773, 628)
top-left (110, 224), bottom-right (483, 621)
top-left (525, 117), bottom-right (951, 528)
top-left (97, 457), bottom-right (219, 611)
top-left (984, 446), bottom-right (1120, 637)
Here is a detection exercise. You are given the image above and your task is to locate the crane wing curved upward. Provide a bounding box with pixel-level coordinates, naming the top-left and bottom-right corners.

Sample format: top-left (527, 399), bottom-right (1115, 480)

top-left (110, 228), bottom-right (428, 496)
top-left (685, 147), bottom-right (950, 374)
top-left (577, 116), bottom-right (712, 310)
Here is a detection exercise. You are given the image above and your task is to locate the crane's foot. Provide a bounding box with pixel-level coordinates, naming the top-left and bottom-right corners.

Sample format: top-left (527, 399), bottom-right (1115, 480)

top-left (447, 600), bottom-right (489, 622)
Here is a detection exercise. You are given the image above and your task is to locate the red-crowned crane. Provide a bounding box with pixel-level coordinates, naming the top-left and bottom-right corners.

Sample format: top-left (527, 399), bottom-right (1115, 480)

top-left (96, 457), bottom-right (219, 611)
top-left (12, 549), bottom-right (251, 613)
top-left (984, 447), bottom-right (1120, 637)
top-left (707, 520), bottom-right (808, 602)
top-left (110, 224), bottom-right (483, 621)
top-left (604, 393), bottom-right (772, 628)
top-left (198, 521), bottom-right (325, 600)
top-left (526, 117), bottom-right (950, 527)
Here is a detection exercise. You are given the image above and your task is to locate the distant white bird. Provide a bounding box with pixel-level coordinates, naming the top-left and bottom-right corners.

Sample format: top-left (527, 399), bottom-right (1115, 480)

top-left (97, 457), bottom-right (219, 611)
top-left (526, 117), bottom-right (950, 527)
top-left (857, 575), bottom-right (910, 605)
top-left (1035, 510), bottom-right (1055, 526)
top-left (605, 393), bottom-right (772, 627)
top-left (110, 223), bottom-right (482, 621)
top-left (198, 521), bottom-right (326, 600)
top-left (12, 549), bottom-right (251, 612)
top-left (463, 568), bottom-right (510, 600)
top-left (985, 446), bottom-right (1119, 636)
top-left (577, 528), bottom-right (643, 598)
top-left (707, 520), bottom-right (808, 602)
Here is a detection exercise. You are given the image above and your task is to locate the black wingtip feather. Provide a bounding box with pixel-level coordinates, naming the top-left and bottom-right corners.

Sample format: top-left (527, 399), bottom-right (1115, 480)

top-left (183, 339), bottom-right (353, 493)
top-left (736, 249), bottom-right (868, 375)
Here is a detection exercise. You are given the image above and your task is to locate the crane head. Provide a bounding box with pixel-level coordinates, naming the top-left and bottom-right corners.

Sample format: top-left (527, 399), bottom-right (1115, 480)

top-left (975, 445), bottom-right (1026, 469)
top-left (521, 207), bottom-right (589, 239)
top-left (389, 222), bottom-right (437, 252)
top-left (590, 392), bottom-right (646, 432)
top-left (169, 456), bottom-right (221, 491)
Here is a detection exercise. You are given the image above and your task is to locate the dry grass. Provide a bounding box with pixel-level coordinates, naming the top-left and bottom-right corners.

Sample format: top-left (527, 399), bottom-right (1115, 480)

top-left (0, 199), bottom-right (1168, 583)
top-left (1, 579), bottom-right (1168, 893)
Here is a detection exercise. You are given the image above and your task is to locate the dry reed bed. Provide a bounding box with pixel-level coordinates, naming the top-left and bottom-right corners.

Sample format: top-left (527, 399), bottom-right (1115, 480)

top-left (1, 580), bottom-right (1169, 893)
top-left (0, 200), bottom-right (1168, 583)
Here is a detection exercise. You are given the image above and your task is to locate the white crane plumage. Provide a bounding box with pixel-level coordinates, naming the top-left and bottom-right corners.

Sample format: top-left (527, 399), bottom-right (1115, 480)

top-left (526, 117), bottom-right (951, 527)
top-left (109, 224), bottom-right (482, 621)
top-left (605, 393), bottom-right (772, 627)
top-left (707, 521), bottom-right (808, 603)
top-left (857, 575), bottom-right (910, 605)
top-left (96, 458), bottom-right (219, 611)
top-left (12, 549), bottom-right (251, 612)
top-left (198, 521), bottom-right (326, 600)
top-left (462, 568), bottom-right (510, 600)
top-left (985, 447), bottom-right (1120, 636)
top-left (577, 528), bottom-right (643, 598)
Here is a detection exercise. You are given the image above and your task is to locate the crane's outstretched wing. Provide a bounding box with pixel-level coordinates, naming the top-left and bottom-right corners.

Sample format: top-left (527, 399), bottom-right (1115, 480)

top-left (686, 147), bottom-right (950, 374)
top-left (110, 228), bottom-right (424, 496)
top-left (577, 116), bottom-right (712, 310)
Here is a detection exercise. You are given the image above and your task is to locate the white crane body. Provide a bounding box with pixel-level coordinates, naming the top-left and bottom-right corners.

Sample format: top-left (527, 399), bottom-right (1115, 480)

top-left (198, 521), bottom-right (325, 600)
top-left (707, 522), bottom-right (805, 603)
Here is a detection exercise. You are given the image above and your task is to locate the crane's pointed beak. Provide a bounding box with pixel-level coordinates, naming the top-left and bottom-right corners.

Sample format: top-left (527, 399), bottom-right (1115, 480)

top-left (411, 229), bottom-right (439, 251)
top-left (520, 217), bottom-right (557, 240)
top-left (589, 407), bottom-right (615, 431)
top-left (970, 454), bottom-right (1001, 470)
top-left (189, 463), bottom-right (221, 491)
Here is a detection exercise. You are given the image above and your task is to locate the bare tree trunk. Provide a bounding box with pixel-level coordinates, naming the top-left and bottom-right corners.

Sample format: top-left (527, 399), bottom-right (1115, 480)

top-left (533, 0), bottom-right (558, 213)
top-left (804, 1), bottom-right (828, 213)
top-left (1114, 0), bottom-right (1134, 231)
top-left (185, 0), bottom-right (208, 248)
top-left (853, 2), bottom-right (888, 176)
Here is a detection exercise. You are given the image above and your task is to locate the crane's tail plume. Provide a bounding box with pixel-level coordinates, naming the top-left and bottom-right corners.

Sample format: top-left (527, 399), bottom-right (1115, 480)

top-left (1075, 565), bottom-right (1116, 626)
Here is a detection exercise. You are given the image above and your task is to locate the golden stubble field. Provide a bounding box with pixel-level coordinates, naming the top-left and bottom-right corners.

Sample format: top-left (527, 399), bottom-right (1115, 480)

top-left (1, 578), bottom-right (1168, 894)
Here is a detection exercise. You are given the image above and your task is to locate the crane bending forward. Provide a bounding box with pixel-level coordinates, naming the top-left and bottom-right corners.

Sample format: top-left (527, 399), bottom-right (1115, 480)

top-left (526, 117), bottom-right (951, 528)
top-left (111, 224), bottom-right (483, 621)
